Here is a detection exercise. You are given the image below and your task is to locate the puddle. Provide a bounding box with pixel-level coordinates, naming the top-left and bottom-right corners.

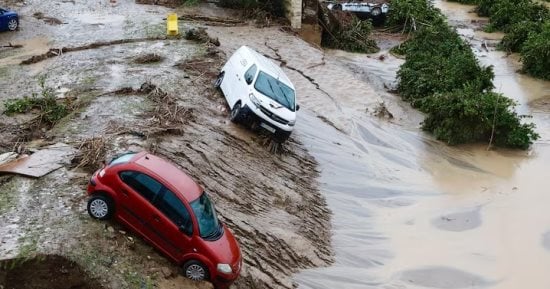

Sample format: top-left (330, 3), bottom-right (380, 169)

top-left (543, 232), bottom-right (550, 251)
top-left (399, 266), bottom-right (491, 288)
top-left (0, 254), bottom-right (105, 289)
top-left (432, 207), bottom-right (482, 232)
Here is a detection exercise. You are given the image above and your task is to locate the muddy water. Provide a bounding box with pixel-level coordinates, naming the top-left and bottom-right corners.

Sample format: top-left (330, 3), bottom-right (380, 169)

top-left (291, 2), bottom-right (550, 289)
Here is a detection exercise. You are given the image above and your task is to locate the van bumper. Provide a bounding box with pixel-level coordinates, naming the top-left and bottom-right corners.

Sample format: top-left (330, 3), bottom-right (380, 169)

top-left (241, 104), bottom-right (293, 139)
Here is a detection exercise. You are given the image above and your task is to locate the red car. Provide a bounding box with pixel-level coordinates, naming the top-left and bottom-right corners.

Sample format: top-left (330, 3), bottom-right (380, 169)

top-left (86, 152), bottom-right (242, 288)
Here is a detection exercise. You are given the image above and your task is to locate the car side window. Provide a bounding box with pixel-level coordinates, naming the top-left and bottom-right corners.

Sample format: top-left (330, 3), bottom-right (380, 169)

top-left (119, 171), bottom-right (162, 202)
top-left (244, 64), bottom-right (257, 85)
top-left (156, 190), bottom-right (193, 235)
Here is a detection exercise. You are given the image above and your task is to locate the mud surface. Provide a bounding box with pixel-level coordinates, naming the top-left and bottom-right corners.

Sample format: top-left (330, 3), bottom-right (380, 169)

top-left (0, 255), bottom-right (106, 289)
top-left (0, 1), bottom-right (330, 289)
top-left (1, 1), bottom-right (550, 289)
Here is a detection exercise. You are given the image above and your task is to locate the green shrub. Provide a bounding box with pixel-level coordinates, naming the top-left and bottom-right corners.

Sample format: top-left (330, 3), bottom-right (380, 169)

top-left (478, 0), bottom-right (548, 32)
top-left (422, 85), bottom-right (538, 149)
top-left (388, 0), bottom-right (445, 32)
top-left (499, 21), bottom-right (543, 52)
top-left (397, 22), bottom-right (494, 105)
top-left (521, 21), bottom-right (550, 80)
top-left (448, 0), bottom-right (479, 4)
top-left (3, 77), bottom-right (69, 125)
top-left (390, 0), bottom-right (538, 148)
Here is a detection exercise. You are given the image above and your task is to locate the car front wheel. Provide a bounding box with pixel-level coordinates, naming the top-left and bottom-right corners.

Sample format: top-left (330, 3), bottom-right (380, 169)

top-left (183, 260), bottom-right (209, 281)
top-left (230, 102), bottom-right (244, 123)
top-left (214, 71), bottom-right (224, 88)
top-left (87, 194), bottom-right (114, 220)
top-left (8, 19), bottom-right (18, 31)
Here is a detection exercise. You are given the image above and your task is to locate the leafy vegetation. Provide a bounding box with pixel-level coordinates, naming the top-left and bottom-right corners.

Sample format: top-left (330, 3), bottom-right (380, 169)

top-left (449, 0), bottom-right (549, 79)
top-left (322, 14), bottom-right (379, 53)
top-left (3, 76), bottom-right (69, 125)
top-left (392, 0), bottom-right (538, 149)
top-left (388, 0), bottom-right (444, 32)
top-left (521, 20), bottom-right (550, 79)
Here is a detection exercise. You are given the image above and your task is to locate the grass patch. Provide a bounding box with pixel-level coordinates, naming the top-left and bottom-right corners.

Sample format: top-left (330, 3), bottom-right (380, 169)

top-left (133, 53), bottom-right (163, 64)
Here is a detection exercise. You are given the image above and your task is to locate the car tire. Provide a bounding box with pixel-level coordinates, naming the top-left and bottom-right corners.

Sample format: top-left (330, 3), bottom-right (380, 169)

top-left (87, 194), bottom-right (114, 220)
top-left (230, 102), bottom-right (244, 124)
top-left (183, 260), bottom-right (209, 281)
top-left (8, 19), bottom-right (18, 31)
top-left (371, 7), bottom-right (382, 17)
top-left (333, 4), bottom-right (342, 11)
top-left (214, 71), bottom-right (224, 88)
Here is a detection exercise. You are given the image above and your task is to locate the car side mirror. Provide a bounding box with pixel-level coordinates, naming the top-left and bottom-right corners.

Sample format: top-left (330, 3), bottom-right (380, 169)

top-left (179, 225), bottom-right (192, 236)
top-left (296, 104), bottom-right (300, 111)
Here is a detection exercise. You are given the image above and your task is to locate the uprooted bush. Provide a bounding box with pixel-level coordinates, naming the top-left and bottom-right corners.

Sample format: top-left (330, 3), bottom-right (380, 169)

top-left (321, 12), bottom-right (379, 53)
top-left (392, 1), bottom-right (538, 148)
top-left (422, 85), bottom-right (539, 149)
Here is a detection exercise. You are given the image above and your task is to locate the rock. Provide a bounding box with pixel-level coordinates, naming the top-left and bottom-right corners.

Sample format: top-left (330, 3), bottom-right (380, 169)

top-left (107, 226), bottom-right (115, 233)
top-left (160, 267), bottom-right (174, 278)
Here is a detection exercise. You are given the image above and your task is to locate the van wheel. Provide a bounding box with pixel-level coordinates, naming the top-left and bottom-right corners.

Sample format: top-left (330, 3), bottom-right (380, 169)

top-left (230, 102), bottom-right (244, 123)
top-left (183, 260), bottom-right (209, 281)
top-left (214, 72), bottom-right (224, 88)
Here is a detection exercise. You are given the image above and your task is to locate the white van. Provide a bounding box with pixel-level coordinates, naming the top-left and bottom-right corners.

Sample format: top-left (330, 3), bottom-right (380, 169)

top-left (215, 46), bottom-right (299, 142)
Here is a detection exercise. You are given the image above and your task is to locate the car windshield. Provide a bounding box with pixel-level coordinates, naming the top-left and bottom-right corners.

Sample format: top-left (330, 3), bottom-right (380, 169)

top-left (254, 71), bottom-right (296, 111)
top-left (109, 152), bottom-right (136, 165)
top-left (190, 192), bottom-right (221, 240)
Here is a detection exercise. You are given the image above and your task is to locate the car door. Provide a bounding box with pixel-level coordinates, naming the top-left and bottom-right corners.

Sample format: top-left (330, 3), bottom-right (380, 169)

top-left (238, 63), bottom-right (257, 106)
top-left (0, 10), bottom-right (6, 30)
top-left (151, 189), bottom-right (195, 260)
top-left (117, 171), bottom-right (169, 253)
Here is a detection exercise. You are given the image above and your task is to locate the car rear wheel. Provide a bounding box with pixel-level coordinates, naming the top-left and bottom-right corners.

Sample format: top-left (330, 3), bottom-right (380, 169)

top-left (183, 260), bottom-right (209, 281)
top-left (8, 19), bottom-right (18, 31)
top-left (230, 102), bottom-right (244, 123)
top-left (87, 194), bottom-right (114, 220)
top-left (214, 71), bottom-right (224, 88)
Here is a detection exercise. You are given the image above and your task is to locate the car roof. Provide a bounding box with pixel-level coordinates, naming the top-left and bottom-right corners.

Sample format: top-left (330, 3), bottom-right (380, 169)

top-left (133, 152), bottom-right (203, 202)
top-left (237, 45), bottom-right (295, 90)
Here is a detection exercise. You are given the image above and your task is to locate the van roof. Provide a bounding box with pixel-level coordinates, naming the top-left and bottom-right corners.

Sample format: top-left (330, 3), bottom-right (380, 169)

top-left (237, 46), bottom-right (295, 90)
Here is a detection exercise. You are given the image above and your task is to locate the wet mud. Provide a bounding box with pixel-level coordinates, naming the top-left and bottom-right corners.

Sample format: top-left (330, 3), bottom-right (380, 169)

top-left (0, 1), bottom-right (331, 289)
top-left (0, 254), bottom-right (106, 289)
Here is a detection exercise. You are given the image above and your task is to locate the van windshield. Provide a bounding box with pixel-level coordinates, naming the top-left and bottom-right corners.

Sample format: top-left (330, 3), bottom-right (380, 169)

top-left (254, 71), bottom-right (296, 111)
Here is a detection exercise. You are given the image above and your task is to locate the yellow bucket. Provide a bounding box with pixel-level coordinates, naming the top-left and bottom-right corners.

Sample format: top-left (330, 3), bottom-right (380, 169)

top-left (167, 13), bottom-right (178, 36)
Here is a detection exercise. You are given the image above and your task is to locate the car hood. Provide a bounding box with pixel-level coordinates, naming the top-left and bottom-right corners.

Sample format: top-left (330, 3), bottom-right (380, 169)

top-left (200, 225), bottom-right (241, 269)
top-left (254, 92), bottom-right (297, 122)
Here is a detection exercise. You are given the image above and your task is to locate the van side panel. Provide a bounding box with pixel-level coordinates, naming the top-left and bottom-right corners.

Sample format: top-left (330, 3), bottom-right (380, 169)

top-left (220, 50), bottom-right (239, 108)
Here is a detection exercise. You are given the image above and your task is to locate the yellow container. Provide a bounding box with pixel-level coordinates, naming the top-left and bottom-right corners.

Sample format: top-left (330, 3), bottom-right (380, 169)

top-left (167, 13), bottom-right (178, 36)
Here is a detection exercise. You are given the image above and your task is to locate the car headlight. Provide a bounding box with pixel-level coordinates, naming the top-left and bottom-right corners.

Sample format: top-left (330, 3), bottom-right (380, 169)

top-left (217, 263), bottom-right (232, 274)
top-left (249, 93), bottom-right (261, 108)
top-left (99, 168), bottom-right (106, 178)
top-left (288, 119), bottom-right (296, 126)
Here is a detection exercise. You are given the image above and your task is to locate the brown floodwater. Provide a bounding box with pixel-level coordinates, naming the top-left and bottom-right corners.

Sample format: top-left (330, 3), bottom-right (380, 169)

top-left (289, 1), bottom-right (550, 289)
